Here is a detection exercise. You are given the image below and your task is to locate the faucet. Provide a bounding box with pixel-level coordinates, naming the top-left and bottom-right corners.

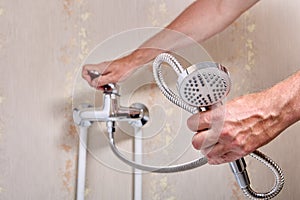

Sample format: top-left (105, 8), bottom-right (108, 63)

top-left (73, 83), bottom-right (149, 127)
top-left (73, 73), bottom-right (150, 200)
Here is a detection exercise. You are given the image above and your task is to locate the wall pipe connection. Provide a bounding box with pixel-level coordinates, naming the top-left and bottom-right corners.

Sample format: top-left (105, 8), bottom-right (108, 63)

top-left (134, 127), bottom-right (143, 200)
top-left (76, 124), bottom-right (90, 200)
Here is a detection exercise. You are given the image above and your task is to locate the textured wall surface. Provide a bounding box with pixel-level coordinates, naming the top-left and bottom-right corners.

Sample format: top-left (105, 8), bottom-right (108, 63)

top-left (0, 0), bottom-right (299, 199)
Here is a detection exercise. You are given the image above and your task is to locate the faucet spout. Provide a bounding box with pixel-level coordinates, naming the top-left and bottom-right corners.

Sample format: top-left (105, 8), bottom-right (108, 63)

top-left (73, 94), bottom-right (112, 125)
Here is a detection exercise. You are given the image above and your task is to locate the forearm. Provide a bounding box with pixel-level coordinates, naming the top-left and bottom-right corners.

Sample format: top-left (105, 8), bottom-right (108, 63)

top-left (267, 70), bottom-right (300, 130)
top-left (166, 0), bottom-right (259, 43)
top-left (82, 0), bottom-right (259, 87)
top-left (130, 0), bottom-right (259, 66)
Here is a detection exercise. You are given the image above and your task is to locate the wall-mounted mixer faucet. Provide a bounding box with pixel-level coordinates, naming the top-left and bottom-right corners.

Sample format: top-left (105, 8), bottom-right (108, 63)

top-left (73, 82), bottom-right (149, 128)
top-left (73, 71), bottom-right (150, 200)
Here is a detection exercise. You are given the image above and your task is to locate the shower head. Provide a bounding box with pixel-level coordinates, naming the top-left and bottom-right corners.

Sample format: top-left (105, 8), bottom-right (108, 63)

top-left (177, 62), bottom-right (231, 107)
top-left (153, 53), bottom-right (231, 113)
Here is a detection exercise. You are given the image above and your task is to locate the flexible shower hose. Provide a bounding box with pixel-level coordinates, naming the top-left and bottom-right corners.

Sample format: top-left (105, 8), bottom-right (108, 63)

top-left (107, 121), bottom-right (208, 173)
top-left (152, 53), bottom-right (284, 199)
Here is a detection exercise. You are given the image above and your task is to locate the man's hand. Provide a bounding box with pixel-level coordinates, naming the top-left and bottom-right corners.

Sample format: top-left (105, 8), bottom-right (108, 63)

top-left (82, 55), bottom-right (138, 89)
top-left (187, 90), bottom-right (289, 165)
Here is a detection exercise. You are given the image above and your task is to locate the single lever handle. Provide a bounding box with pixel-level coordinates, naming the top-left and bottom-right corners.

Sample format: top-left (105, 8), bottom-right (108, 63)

top-left (87, 70), bottom-right (118, 94)
top-left (88, 70), bottom-right (101, 80)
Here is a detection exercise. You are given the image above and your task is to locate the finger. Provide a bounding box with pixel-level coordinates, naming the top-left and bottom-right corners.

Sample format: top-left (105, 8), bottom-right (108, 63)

top-left (82, 63), bottom-right (110, 78)
top-left (187, 112), bottom-right (212, 132)
top-left (82, 64), bottom-right (100, 83)
top-left (82, 66), bottom-right (92, 82)
top-left (201, 144), bottom-right (228, 165)
top-left (91, 73), bottom-right (115, 88)
top-left (202, 142), bottom-right (228, 159)
top-left (82, 64), bottom-right (99, 74)
top-left (207, 152), bottom-right (242, 165)
top-left (207, 155), bottom-right (228, 165)
top-left (192, 129), bottom-right (220, 150)
top-left (202, 141), bottom-right (245, 165)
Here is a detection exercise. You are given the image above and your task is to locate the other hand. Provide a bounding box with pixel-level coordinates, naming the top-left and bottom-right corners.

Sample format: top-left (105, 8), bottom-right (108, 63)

top-left (187, 90), bottom-right (289, 165)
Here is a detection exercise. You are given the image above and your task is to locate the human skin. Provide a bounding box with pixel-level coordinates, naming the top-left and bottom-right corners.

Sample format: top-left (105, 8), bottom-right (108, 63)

top-left (187, 71), bottom-right (300, 164)
top-left (82, 0), bottom-right (259, 88)
top-left (81, 0), bottom-right (300, 164)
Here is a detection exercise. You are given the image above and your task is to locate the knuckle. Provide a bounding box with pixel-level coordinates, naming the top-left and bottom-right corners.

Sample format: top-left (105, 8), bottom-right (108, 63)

top-left (82, 64), bottom-right (91, 71)
top-left (221, 130), bottom-right (230, 138)
top-left (192, 139), bottom-right (200, 150)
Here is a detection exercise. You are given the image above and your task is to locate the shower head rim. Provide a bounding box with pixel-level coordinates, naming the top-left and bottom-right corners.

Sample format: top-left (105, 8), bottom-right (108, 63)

top-left (177, 62), bottom-right (231, 107)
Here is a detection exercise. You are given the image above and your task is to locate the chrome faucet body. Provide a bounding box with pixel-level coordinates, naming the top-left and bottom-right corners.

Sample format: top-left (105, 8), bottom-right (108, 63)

top-left (73, 83), bottom-right (149, 127)
top-left (73, 82), bottom-right (151, 200)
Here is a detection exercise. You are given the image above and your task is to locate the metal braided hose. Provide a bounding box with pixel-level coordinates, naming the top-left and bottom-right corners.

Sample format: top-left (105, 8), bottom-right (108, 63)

top-left (242, 150), bottom-right (284, 199)
top-left (107, 121), bottom-right (208, 173)
top-left (152, 53), bottom-right (199, 114)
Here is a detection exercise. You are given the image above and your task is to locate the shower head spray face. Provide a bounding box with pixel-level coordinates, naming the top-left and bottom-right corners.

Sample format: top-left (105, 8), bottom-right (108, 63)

top-left (177, 62), bottom-right (231, 107)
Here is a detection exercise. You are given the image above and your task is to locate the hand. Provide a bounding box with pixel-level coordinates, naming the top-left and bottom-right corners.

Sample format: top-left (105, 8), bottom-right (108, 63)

top-left (82, 55), bottom-right (138, 89)
top-left (187, 90), bottom-right (289, 165)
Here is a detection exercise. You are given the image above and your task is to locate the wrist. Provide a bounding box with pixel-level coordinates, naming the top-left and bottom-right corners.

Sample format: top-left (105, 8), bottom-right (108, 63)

top-left (265, 71), bottom-right (300, 128)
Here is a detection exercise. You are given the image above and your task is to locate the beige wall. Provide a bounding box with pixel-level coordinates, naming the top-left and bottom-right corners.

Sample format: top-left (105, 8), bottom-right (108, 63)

top-left (0, 0), bottom-right (299, 199)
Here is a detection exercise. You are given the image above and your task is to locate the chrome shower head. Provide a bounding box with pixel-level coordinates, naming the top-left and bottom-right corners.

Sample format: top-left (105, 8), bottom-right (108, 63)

top-left (177, 62), bottom-right (231, 107)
